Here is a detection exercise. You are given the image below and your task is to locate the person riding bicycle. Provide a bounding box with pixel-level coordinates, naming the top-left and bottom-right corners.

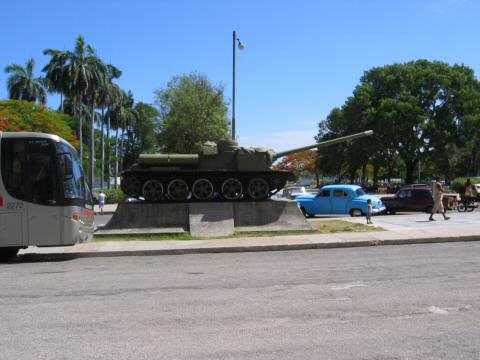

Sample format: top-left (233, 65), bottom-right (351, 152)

top-left (460, 178), bottom-right (477, 210)
top-left (464, 178), bottom-right (474, 198)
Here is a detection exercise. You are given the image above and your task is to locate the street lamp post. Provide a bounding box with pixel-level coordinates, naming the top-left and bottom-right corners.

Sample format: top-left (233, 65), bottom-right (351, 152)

top-left (232, 30), bottom-right (245, 140)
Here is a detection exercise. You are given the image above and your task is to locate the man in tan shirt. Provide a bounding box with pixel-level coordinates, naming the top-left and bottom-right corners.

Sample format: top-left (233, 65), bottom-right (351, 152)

top-left (429, 177), bottom-right (450, 221)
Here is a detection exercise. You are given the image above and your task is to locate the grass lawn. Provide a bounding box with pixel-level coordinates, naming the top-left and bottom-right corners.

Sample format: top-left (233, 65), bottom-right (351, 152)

top-left (93, 220), bottom-right (383, 242)
top-left (309, 219), bottom-right (384, 233)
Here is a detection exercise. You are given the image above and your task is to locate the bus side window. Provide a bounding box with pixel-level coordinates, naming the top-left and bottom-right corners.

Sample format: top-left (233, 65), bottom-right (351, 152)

top-left (27, 140), bottom-right (59, 205)
top-left (1, 139), bottom-right (27, 201)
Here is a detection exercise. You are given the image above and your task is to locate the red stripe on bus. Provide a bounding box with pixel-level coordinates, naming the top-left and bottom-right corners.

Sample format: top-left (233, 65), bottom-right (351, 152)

top-left (0, 196), bottom-right (3, 206)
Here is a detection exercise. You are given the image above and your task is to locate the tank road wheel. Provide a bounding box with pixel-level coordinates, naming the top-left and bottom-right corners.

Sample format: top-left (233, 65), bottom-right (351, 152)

top-left (192, 178), bottom-right (214, 201)
top-left (142, 180), bottom-right (164, 202)
top-left (221, 178), bottom-right (243, 200)
top-left (247, 178), bottom-right (270, 200)
top-left (167, 179), bottom-right (189, 201)
top-left (121, 176), bottom-right (142, 197)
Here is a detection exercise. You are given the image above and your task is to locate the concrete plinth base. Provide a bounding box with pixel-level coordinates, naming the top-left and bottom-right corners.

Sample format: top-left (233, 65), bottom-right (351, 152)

top-left (97, 200), bottom-right (311, 237)
top-left (189, 203), bottom-right (234, 237)
top-left (234, 201), bottom-right (313, 232)
top-left (102, 203), bottom-right (189, 231)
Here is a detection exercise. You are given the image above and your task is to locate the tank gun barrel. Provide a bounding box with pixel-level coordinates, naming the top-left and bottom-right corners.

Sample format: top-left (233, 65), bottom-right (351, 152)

top-left (273, 130), bottom-right (373, 161)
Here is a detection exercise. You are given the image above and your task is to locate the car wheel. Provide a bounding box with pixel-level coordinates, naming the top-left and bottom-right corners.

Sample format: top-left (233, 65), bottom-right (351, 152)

top-left (350, 208), bottom-right (363, 217)
top-left (300, 206), bottom-right (314, 218)
top-left (388, 209), bottom-right (396, 215)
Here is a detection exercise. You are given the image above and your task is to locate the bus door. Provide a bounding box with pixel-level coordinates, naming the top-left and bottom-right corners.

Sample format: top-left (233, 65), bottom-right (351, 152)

top-left (25, 139), bottom-right (62, 246)
top-left (1, 138), bottom-right (28, 248)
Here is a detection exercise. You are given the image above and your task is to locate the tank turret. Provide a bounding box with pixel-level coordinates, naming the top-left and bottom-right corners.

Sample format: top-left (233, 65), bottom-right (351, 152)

top-left (121, 130), bottom-right (373, 202)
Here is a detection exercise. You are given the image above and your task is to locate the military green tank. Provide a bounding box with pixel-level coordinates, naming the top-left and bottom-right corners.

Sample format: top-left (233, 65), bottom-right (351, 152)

top-left (120, 130), bottom-right (373, 202)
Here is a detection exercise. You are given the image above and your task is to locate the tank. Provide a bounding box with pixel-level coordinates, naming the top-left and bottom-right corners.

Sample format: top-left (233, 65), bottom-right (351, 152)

top-left (120, 130), bottom-right (373, 202)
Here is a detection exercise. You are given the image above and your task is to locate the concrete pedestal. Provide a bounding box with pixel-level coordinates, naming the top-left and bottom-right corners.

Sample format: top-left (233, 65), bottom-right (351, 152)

top-left (98, 200), bottom-right (311, 237)
top-left (189, 203), bottom-right (234, 237)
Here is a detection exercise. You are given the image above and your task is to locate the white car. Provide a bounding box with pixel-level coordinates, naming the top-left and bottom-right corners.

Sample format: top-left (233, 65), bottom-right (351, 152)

top-left (282, 186), bottom-right (307, 199)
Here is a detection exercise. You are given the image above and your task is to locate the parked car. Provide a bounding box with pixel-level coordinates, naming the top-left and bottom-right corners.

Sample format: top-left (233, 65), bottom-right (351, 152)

top-left (295, 184), bottom-right (386, 217)
top-left (282, 186), bottom-right (307, 200)
top-left (473, 184), bottom-right (480, 199)
top-left (380, 185), bottom-right (457, 214)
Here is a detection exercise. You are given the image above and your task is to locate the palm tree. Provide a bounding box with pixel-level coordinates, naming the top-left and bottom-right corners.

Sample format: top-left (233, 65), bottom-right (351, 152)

top-left (100, 82), bottom-right (122, 189)
top-left (85, 74), bottom-right (105, 191)
top-left (43, 35), bottom-right (107, 188)
top-left (108, 94), bottom-right (126, 190)
top-left (108, 90), bottom-right (137, 189)
top-left (42, 50), bottom-right (67, 112)
top-left (118, 91), bottom-right (138, 175)
top-left (59, 96), bottom-right (89, 117)
top-left (5, 58), bottom-right (47, 104)
top-left (96, 65), bottom-right (122, 189)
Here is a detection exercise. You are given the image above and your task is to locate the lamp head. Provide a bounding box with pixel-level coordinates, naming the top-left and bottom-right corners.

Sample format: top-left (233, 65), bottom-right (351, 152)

top-left (237, 40), bottom-right (245, 50)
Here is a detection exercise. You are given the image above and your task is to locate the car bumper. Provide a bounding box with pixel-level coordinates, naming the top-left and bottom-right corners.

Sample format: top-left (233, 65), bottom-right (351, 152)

top-left (372, 206), bottom-right (386, 214)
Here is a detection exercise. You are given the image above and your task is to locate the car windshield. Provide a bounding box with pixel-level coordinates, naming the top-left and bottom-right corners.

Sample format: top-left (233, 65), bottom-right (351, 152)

top-left (355, 188), bottom-right (366, 196)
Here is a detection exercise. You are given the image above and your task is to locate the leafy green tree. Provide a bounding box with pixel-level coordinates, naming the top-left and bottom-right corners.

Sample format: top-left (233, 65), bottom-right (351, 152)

top-left (154, 73), bottom-right (230, 153)
top-left (315, 110), bottom-right (350, 179)
top-left (133, 102), bottom-right (159, 152)
top-left (122, 102), bottom-right (159, 168)
top-left (4, 58), bottom-right (47, 104)
top-left (318, 60), bottom-right (480, 184)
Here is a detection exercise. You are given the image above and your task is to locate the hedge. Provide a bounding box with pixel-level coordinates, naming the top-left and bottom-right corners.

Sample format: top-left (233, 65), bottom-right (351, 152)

top-left (93, 188), bottom-right (126, 204)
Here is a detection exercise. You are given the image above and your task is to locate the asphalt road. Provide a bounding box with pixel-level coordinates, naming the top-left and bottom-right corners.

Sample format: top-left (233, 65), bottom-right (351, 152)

top-left (1, 243), bottom-right (480, 359)
top-left (95, 213), bottom-right (113, 227)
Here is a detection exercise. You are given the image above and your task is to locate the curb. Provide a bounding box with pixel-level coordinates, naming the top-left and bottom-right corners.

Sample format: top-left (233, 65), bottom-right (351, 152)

top-left (18, 234), bottom-right (480, 261)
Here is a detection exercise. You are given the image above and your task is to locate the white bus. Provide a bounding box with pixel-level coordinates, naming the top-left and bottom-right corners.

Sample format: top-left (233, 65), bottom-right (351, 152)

top-left (0, 132), bottom-right (94, 259)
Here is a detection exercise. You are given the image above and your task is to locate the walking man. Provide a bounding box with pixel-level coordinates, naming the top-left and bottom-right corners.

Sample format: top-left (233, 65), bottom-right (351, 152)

top-left (98, 191), bottom-right (106, 215)
top-left (429, 177), bottom-right (450, 221)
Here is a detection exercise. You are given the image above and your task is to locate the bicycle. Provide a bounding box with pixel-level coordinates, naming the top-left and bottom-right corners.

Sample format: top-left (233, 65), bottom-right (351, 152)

top-left (457, 195), bottom-right (477, 212)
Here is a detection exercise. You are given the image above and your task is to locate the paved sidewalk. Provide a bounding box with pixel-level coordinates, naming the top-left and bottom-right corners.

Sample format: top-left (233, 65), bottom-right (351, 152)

top-left (94, 203), bottom-right (117, 214)
top-left (19, 211), bottom-right (480, 260)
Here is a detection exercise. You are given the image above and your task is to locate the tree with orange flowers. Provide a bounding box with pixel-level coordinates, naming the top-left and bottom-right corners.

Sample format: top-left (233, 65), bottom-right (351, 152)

top-left (0, 100), bottom-right (78, 147)
top-left (273, 149), bottom-right (319, 184)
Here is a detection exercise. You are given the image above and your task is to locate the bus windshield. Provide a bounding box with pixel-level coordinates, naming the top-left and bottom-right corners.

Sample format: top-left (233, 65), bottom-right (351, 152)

top-left (56, 142), bottom-right (92, 206)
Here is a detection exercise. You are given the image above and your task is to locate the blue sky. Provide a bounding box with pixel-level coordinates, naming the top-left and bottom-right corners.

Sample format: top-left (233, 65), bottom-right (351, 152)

top-left (1, 0), bottom-right (479, 151)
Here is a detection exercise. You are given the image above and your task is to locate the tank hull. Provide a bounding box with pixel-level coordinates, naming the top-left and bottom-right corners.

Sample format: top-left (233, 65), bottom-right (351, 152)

top-left (121, 169), bottom-right (295, 202)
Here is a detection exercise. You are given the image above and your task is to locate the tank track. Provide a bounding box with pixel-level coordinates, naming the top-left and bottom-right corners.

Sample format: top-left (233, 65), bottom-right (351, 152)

top-left (120, 170), bottom-right (295, 202)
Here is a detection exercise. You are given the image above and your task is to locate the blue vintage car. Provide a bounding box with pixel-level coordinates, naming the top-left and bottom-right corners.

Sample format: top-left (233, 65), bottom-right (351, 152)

top-left (295, 184), bottom-right (386, 217)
